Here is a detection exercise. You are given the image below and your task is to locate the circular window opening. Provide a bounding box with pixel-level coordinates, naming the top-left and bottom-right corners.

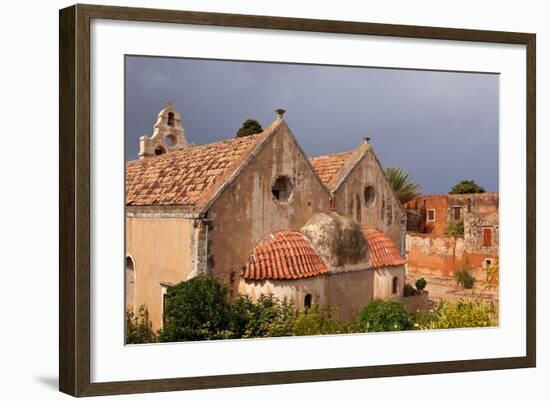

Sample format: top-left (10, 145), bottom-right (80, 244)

top-left (165, 134), bottom-right (177, 147)
top-left (154, 146), bottom-right (166, 156)
top-left (364, 185), bottom-right (376, 207)
top-left (271, 175), bottom-right (294, 203)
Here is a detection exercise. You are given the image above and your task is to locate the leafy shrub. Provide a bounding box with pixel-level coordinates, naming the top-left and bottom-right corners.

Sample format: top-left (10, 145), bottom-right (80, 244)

top-left (356, 300), bottom-right (411, 332)
top-left (293, 306), bottom-right (357, 336)
top-left (126, 305), bottom-right (157, 344)
top-left (158, 276), bottom-right (234, 342)
top-left (240, 294), bottom-right (297, 338)
top-left (403, 283), bottom-right (418, 297)
top-left (444, 218), bottom-right (464, 235)
top-left (415, 277), bottom-right (427, 291)
top-left (454, 268), bottom-right (475, 289)
top-left (413, 299), bottom-right (497, 329)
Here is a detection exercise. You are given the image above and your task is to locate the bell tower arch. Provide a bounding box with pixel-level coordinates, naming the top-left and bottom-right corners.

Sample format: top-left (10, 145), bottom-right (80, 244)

top-left (138, 100), bottom-right (190, 158)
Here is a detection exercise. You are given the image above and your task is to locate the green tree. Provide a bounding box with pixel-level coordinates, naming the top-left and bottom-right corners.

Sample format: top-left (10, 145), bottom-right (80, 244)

top-left (356, 300), bottom-right (411, 332)
top-left (236, 119), bottom-right (263, 137)
top-left (385, 167), bottom-right (421, 204)
top-left (444, 218), bottom-right (464, 235)
top-left (449, 180), bottom-right (486, 194)
top-left (126, 305), bottom-right (157, 344)
top-left (158, 276), bottom-right (233, 342)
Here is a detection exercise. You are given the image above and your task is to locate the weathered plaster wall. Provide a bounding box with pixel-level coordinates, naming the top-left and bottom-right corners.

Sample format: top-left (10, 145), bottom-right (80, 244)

top-left (239, 266), bottom-right (404, 320)
top-left (207, 124), bottom-right (330, 294)
top-left (333, 150), bottom-right (406, 251)
top-left (406, 232), bottom-right (497, 278)
top-left (238, 276), bottom-right (328, 310)
top-left (126, 216), bottom-right (197, 331)
top-left (325, 269), bottom-right (375, 319)
top-left (373, 265), bottom-right (406, 301)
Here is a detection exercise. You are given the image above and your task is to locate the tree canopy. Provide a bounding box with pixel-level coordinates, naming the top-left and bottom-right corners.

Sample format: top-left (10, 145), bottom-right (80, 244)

top-left (385, 167), bottom-right (421, 204)
top-left (449, 180), bottom-right (486, 194)
top-left (236, 119), bottom-right (263, 137)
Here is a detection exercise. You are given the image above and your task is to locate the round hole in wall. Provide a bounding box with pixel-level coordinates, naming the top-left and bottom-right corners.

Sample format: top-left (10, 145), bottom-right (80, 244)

top-left (165, 134), bottom-right (177, 147)
top-left (154, 146), bottom-right (166, 156)
top-left (271, 175), bottom-right (294, 203)
top-left (364, 185), bottom-right (376, 207)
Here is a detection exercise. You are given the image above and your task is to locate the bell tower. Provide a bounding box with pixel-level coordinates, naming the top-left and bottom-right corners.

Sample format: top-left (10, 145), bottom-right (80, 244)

top-left (138, 100), bottom-right (190, 159)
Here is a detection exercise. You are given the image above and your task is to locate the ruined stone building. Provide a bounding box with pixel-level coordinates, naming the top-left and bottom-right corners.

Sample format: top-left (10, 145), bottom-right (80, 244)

top-left (403, 193), bottom-right (499, 278)
top-left (125, 102), bottom-right (407, 330)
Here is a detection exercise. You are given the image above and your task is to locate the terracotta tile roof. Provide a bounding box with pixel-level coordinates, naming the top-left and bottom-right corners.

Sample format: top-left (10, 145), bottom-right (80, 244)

top-left (243, 231), bottom-right (329, 280)
top-left (362, 229), bottom-right (406, 268)
top-left (309, 151), bottom-right (353, 188)
top-left (126, 131), bottom-right (268, 208)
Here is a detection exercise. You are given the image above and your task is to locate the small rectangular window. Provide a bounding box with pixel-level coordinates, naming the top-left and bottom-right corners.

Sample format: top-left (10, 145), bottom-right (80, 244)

top-left (453, 206), bottom-right (461, 220)
top-left (427, 209), bottom-right (435, 222)
top-left (483, 227), bottom-right (492, 247)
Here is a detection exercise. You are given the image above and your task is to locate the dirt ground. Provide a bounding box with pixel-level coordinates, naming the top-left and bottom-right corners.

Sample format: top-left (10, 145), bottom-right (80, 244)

top-left (407, 273), bottom-right (499, 304)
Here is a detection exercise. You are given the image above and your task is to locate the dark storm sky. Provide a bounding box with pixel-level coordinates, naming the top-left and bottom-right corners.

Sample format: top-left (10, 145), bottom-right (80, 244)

top-left (125, 56), bottom-right (499, 194)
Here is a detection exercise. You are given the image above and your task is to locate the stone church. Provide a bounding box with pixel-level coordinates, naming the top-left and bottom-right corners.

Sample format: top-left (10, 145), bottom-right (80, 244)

top-left (125, 102), bottom-right (407, 330)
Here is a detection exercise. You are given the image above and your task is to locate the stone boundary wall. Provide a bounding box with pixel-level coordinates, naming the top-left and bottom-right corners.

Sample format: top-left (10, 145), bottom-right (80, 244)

top-left (406, 232), bottom-right (497, 279)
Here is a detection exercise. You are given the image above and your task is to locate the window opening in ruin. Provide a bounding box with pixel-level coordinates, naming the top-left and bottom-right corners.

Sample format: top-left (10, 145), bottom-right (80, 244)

top-left (304, 293), bottom-right (312, 308)
top-left (453, 206), bottom-right (461, 220)
top-left (427, 209), bottom-right (435, 222)
top-left (271, 175), bottom-right (293, 203)
top-left (167, 112), bottom-right (175, 127)
top-left (483, 227), bottom-right (492, 247)
top-left (392, 277), bottom-right (398, 294)
top-left (467, 198), bottom-right (472, 212)
top-left (154, 146), bottom-right (166, 156)
top-left (364, 185), bottom-right (376, 207)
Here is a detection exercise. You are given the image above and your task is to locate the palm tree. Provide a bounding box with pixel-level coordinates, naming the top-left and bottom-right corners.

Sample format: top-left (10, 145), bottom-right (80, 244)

top-left (385, 167), bottom-right (421, 204)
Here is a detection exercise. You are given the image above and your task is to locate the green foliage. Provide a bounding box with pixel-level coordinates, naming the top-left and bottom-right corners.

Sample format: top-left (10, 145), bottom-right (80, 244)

top-left (444, 218), bottom-right (464, 235)
top-left (385, 167), bottom-right (421, 204)
top-left (415, 277), bottom-right (427, 291)
top-left (356, 300), bottom-right (411, 332)
top-left (126, 305), bottom-right (157, 344)
top-left (159, 276), bottom-right (233, 342)
top-left (403, 283), bottom-right (418, 297)
top-left (449, 180), bottom-right (486, 194)
top-left (236, 119), bottom-right (263, 137)
top-left (454, 267), bottom-right (475, 289)
top-left (413, 299), bottom-right (497, 329)
top-left (293, 306), bottom-right (358, 336)
top-left (239, 294), bottom-right (297, 338)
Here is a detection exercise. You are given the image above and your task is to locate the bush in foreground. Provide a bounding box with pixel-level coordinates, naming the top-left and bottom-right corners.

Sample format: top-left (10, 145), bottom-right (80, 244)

top-left (159, 276), bottom-right (233, 342)
top-left (413, 299), bottom-right (497, 329)
top-left (126, 305), bottom-right (157, 344)
top-left (356, 300), bottom-right (411, 332)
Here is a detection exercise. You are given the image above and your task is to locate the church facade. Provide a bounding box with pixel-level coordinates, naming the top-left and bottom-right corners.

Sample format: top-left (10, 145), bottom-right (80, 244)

top-left (125, 102), bottom-right (407, 330)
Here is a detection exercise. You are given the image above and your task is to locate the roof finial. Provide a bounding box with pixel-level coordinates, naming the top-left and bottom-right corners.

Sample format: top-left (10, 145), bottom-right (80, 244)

top-left (363, 136), bottom-right (371, 143)
top-left (166, 99), bottom-right (174, 108)
top-left (275, 108), bottom-right (286, 120)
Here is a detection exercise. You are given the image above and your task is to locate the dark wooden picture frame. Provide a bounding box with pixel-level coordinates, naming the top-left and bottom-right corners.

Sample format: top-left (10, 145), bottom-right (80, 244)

top-left (59, 3), bottom-right (536, 397)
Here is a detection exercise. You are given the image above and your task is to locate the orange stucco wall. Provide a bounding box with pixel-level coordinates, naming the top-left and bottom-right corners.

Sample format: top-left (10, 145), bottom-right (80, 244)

top-left (406, 232), bottom-right (497, 278)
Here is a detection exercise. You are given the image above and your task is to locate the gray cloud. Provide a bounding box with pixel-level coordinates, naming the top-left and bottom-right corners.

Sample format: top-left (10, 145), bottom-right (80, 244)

top-left (125, 56), bottom-right (499, 194)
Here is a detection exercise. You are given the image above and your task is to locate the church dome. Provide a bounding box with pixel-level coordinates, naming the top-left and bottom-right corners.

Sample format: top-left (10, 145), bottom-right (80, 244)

top-left (300, 212), bottom-right (369, 268)
top-left (242, 231), bottom-right (329, 280)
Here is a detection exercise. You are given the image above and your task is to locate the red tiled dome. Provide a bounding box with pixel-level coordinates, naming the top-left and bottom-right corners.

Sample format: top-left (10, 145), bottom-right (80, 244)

top-left (243, 231), bottom-right (329, 280)
top-left (362, 229), bottom-right (406, 268)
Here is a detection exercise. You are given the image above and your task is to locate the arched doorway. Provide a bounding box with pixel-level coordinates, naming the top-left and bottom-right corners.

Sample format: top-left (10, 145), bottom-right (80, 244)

top-left (125, 256), bottom-right (135, 313)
